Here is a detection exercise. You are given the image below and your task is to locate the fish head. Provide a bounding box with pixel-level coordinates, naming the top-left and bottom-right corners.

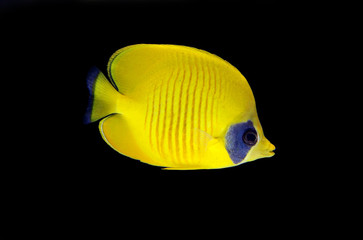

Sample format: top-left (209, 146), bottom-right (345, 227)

top-left (224, 111), bottom-right (275, 166)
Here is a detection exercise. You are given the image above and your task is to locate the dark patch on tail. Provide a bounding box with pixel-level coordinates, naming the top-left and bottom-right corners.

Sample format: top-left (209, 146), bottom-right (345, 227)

top-left (83, 66), bottom-right (100, 124)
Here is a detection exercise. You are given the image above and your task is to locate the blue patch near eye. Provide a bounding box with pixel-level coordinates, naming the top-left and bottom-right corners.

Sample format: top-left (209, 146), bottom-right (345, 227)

top-left (225, 120), bottom-right (256, 164)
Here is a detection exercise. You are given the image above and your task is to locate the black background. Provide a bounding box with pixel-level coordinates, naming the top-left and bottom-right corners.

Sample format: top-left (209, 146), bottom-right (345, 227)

top-left (1, 0), bottom-right (337, 236)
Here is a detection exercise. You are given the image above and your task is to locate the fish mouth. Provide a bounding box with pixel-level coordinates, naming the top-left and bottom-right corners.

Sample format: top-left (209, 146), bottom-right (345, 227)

top-left (258, 138), bottom-right (275, 158)
top-left (267, 150), bottom-right (275, 157)
top-left (262, 149), bottom-right (275, 157)
top-left (265, 145), bottom-right (276, 157)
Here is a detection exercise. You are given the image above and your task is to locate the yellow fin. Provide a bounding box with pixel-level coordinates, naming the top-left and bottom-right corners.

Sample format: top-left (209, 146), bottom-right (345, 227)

top-left (107, 44), bottom-right (213, 95)
top-left (99, 114), bottom-right (146, 160)
top-left (107, 44), bottom-right (166, 95)
top-left (99, 115), bottom-right (163, 167)
top-left (163, 167), bottom-right (205, 170)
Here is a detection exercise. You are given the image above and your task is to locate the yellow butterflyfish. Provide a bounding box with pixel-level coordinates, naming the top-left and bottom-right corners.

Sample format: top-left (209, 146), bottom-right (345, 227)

top-left (84, 44), bottom-right (275, 170)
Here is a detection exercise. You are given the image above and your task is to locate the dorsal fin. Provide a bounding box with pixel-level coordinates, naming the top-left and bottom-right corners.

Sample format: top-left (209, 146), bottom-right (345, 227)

top-left (106, 44), bottom-right (165, 95)
top-left (106, 44), bottom-right (223, 95)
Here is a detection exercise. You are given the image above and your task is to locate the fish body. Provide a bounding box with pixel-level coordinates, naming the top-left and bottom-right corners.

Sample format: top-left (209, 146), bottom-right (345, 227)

top-left (84, 44), bottom-right (275, 170)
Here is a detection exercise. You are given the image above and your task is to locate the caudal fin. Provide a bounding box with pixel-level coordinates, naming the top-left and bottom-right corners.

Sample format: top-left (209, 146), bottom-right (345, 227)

top-left (84, 67), bottom-right (124, 124)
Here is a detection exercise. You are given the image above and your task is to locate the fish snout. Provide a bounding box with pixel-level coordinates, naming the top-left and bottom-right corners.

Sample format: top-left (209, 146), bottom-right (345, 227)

top-left (261, 138), bottom-right (275, 157)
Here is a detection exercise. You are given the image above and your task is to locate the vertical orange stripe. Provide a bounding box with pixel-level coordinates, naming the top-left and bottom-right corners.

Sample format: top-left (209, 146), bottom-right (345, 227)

top-left (144, 94), bottom-right (149, 129)
top-left (189, 56), bottom-right (196, 161)
top-left (155, 80), bottom-right (162, 155)
top-left (198, 58), bottom-right (204, 133)
top-left (160, 69), bottom-right (174, 159)
top-left (215, 66), bottom-right (221, 129)
top-left (197, 59), bottom-right (205, 154)
top-left (183, 55), bottom-right (192, 163)
top-left (205, 60), bottom-right (211, 134)
top-left (191, 55), bottom-right (200, 161)
top-left (175, 65), bottom-right (185, 164)
top-left (218, 67), bottom-right (223, 101)
top-left (169, 68), bottom-right (180, 164)
top-left (149, 84), bottom-right (156, 148)
top-left (210, 62), bottom-right (216, 136)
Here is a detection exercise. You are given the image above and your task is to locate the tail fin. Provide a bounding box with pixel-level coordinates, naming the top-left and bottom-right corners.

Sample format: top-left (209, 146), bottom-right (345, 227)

top-left (84, 67), bottom-right (124, 124)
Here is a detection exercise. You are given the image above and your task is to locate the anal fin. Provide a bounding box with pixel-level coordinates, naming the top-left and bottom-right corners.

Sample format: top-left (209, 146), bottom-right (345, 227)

top-left (99, 114), bottom-right (145, 161)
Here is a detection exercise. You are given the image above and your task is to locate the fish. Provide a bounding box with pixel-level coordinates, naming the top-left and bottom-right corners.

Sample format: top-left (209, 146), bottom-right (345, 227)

top-left (84, 44), bottom-right (275, 170)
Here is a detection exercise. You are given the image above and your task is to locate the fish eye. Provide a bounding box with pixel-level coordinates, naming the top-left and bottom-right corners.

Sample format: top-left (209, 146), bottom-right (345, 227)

top-left (242, 129), bottom-right (258, 146)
